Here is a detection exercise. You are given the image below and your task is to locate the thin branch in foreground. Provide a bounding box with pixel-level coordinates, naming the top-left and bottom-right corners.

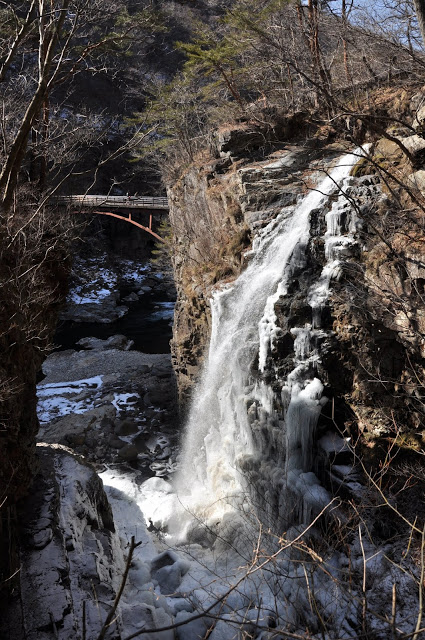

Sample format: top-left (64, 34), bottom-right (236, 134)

top-left (96, 536), bottom-right (142, 640)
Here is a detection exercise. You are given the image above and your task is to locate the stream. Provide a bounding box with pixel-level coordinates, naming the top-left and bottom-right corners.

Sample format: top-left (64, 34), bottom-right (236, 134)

top-left (54, 289), bottom-right (174, 354)
top-left (54, 258), bottom-right (175, 354)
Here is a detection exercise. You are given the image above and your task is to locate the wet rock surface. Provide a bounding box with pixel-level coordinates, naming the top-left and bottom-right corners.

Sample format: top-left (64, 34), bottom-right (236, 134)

top-left (37, 344), bottom-right (178, 476)
top-left (3, 445), bottom-right (122, 640)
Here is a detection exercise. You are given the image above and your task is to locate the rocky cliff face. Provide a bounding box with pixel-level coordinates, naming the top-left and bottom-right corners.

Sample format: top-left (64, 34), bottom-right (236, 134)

top-left (0, 445), bottom-right (122, 640)
top-left (168, 122), bottom-right (337, 407)
top-left (167, 153), bottom-right (244, 408)
top-left (168, 109), bottom-right (425, 493)
top-left (0, 217), bottom-right (71, 595)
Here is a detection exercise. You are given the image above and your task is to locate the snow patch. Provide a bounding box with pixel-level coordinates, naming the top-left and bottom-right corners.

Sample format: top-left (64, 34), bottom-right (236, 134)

top-left (112, 392), bottom-right (140, 414)
top-left (37, 376), bottom-right (103, 423)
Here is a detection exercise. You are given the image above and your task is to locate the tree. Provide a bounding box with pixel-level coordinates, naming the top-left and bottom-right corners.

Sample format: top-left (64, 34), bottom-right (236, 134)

top-left (0, 0), bottom-right (162, 593)
top-left (413, 0), bottom-right (425, 46)
top-left (177, 24), bottom-right (245, 109)
top-left (0, 0), bottom-right (73, 212)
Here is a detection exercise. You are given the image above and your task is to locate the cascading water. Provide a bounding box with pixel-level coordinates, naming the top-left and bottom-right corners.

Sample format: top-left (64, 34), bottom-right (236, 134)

top-left (161, 148), bottom-right (366, 540)
top-left (97, 152), bottom-right (420, 640)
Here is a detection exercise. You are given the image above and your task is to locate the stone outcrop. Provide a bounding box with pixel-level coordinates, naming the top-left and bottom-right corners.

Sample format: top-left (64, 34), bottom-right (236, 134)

top-left (168, 117), bottom-right (425, 471)
top-left (210, 123), bottom-right (267, 158)
top-left (0, 445), bottom-right (122, 640)
top-left (209, 112), bottom-right (310, 160)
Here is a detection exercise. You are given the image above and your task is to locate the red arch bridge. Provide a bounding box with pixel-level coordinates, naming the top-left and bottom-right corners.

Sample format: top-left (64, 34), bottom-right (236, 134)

top-left (57, 195), bottom-right (169, 243)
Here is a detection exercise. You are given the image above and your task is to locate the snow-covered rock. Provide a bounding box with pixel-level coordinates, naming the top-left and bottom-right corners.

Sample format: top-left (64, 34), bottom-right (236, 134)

top-left (16, 444), bottom-right (123, 640)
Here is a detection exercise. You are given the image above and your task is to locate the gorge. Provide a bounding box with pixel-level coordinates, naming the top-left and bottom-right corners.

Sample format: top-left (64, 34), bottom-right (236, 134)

top-left (3, 1), bottom-right (425, 638)
top-left (6, 136), bottom-right (425, 639)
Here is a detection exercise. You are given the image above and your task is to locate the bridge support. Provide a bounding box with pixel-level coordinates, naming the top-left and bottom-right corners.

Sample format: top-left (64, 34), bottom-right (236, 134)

top-left (88, 210), bottom-right (165, 243)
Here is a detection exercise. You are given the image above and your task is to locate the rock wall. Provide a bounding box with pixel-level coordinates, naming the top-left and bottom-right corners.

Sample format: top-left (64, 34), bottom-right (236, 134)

top-left (0, 445), bottom-right (122, 640)
top-left (167, 153), bottom-right (245, 408)
top-left (0, 218), bottom-right (71, 594)
top-left (168, 112), bottom-right (425, 472)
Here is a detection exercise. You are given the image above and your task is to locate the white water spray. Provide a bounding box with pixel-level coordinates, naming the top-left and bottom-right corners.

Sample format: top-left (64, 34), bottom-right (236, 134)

top-left (168, 148), bottom-right (364, 535)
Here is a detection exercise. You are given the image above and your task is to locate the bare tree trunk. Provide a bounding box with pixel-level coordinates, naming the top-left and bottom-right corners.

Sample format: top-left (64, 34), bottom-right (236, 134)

top-left (309, 0), bottom-right (333, 100)
top-left (341, 0), bottom-right (352, 84)
top-left (0, 0), bottom-right (70, 213)
top-left (297, 1), bottom-right (319, 106)
top-left (413, 0), bottom-right (425, 47)
top-left (0, 1), bottom-right (37, 83)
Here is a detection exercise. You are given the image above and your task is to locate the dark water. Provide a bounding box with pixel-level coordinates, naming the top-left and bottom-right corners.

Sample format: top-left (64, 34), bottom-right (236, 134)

top-left (54, 288), bottom-right (174, 354)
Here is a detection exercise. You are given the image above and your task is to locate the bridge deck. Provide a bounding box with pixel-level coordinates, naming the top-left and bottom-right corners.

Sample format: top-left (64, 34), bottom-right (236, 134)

top-left (58, 195), bottom-right (169, 210)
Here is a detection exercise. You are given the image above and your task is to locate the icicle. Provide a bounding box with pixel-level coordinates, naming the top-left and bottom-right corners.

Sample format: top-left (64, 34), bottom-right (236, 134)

top-left (168, 148), bottom-right (366, 535)
top-left (291, 327), bottom-right (312, 361)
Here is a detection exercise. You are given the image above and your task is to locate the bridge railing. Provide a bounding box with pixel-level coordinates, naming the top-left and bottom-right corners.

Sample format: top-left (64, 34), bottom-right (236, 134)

top-left (56, 195), bottom-right (169, 210)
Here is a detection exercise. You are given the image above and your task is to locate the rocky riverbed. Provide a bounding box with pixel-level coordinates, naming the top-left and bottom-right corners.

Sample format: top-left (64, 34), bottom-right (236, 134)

top-left (37, 342), bottom-right (178, 475)
top-left (56, 251), bottom-right (176, 352)
top-left (1, 252), bottom-right (191, 640)
top-left (38, 252), bottom-right (179, 478)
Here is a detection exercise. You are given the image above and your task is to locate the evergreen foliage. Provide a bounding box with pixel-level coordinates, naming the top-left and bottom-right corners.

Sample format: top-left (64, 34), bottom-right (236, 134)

top-left (131, 0), bottom-right (425, 171)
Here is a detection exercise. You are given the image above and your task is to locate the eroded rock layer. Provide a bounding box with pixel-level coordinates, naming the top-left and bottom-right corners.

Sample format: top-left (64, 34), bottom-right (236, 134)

top-left (168, 120), bottom-right (425, 518)
top-left (1, 445), bottom-right (122, 640)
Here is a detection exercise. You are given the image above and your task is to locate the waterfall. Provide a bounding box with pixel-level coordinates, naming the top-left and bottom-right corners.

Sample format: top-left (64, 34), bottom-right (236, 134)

top-left (139, 148), bottom-right (364, 542)
top-left (169, 148), bottom-right (364, 537)
top-left (97, 151), bottom-right (415, 640)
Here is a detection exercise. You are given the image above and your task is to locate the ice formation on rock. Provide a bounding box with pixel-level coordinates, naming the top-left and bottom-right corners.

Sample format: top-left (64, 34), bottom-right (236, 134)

top-left (168, 149), bottom-right (365, 538)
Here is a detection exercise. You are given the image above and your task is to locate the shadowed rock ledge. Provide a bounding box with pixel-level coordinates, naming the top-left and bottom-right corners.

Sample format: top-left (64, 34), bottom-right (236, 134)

top-left (1, 444), bottom-right (122, 640)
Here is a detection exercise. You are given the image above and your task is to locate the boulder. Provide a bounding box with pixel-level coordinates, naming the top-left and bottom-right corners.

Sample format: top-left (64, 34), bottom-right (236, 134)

top-left (143, 277), bottom-right (159, 287)
top-left (137, 364), bottom-right (152, 375)
top-left (10, 445), bottom-right (121, 640)
top-left (38, 405), bottom-right (116, 446)
top-left (150, 365), bottom-right (173, 379)
top-left (108, 436), bottom-right (126, 449)
top-left (61, 283), bottom-right (129, 323)
top-left (77, 334), bottom-right (134, 351)
top-left (106, 334), bottom-right (134, 350)
top-left (211, 124), bottom-right (266, 158)
top-left (122, 292), bottom-right (139, 303)
top-left (151, 551), bottom-right (189, 595)
top-left (118, 443), bottom-right (139, 461)
top-left (413, 104), bottom-right (425, 130)
top-left (407, 169), bottom-right (425, 194)
top-left (137, 286), bottom-right (152, 294)
top-left (115, 418), bottom-right (139, 436)
top-left (62, 302), bottom-right (128, 323)
top-left (400, 134), bottom-right (425, 157)
top-left (144, 387), bottom-right (171, 407)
